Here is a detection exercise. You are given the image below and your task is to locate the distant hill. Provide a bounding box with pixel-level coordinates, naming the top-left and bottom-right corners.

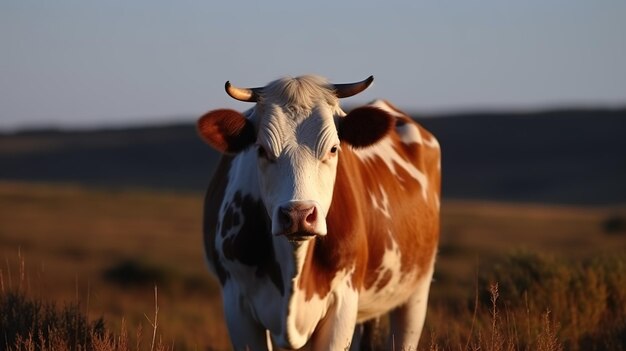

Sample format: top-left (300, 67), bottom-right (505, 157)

top-left (0, 124), bottom-right (220, 191)
top-left (1, 108), bottom-right (625, 205)
top-left (417, 109), bottom-right (626, 205)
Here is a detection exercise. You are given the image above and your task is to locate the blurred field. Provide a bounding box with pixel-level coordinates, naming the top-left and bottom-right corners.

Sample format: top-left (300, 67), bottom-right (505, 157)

top-left (434, 200), bottom-right (626, 304)
top-left (1, 181), bottom-right (625, 350)
top-left (0, 181), bottom-right (229, 350)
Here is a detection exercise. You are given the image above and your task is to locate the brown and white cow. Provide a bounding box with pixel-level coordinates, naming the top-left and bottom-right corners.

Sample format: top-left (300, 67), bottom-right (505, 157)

top-left (198, 75), bottom-right (440, 351)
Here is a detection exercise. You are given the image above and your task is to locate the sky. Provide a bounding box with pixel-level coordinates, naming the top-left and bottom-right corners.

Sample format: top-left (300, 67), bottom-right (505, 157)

top-left (1, 1), bottom-right (625, 131)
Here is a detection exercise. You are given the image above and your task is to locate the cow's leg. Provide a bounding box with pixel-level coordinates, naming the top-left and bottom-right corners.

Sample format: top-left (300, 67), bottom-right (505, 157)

top-left (388, 265), bottom-right (435, 350)
top-left (310, 287), bottom-right (359, 351)
top-left (223, 290), bottom-right (269, 351)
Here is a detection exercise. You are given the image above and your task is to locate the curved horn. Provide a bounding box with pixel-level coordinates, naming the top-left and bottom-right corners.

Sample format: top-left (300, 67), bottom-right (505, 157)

top-left (224, 81), bottom-right (262, 102)
top-left (332, 75), bottom-right (374, 98)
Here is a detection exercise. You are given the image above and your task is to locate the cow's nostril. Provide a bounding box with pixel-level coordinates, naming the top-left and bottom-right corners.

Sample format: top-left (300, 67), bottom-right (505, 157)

top-left (305, 207), bottom-right (317, 225)
top-left (274, 202), bottom-right (323, 236)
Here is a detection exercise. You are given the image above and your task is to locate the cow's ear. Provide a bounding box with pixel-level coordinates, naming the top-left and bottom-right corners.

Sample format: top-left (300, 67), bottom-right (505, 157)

top-left (197, 109), bottom-right (255, 154)
top-left (338, 106), bottom-right (394, 148)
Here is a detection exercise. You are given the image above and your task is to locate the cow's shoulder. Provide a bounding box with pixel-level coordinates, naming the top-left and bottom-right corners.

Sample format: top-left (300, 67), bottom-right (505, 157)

top-left (353, 99), bottom-right (441, 201)
top-left (367, 99), bottom-right (440, 150)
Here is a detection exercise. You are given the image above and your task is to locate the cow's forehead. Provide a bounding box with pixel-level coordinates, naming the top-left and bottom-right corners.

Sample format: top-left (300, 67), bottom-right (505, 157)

top-left (256, 101), bottom-right (341, 159)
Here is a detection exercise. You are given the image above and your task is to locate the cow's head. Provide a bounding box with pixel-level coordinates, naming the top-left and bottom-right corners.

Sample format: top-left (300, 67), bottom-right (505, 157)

top-left (198, 75), bottom-right (393, 242)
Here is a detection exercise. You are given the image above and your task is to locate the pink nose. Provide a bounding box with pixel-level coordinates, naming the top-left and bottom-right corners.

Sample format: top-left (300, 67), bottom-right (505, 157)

top-left (277, 202), bottom-right (318, 236)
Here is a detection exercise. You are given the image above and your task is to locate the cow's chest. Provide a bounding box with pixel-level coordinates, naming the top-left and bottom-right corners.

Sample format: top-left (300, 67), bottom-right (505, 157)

top-left (216, 230), bottom-right (291, 332)
top-left (218, 234), bottom-right (354, 347)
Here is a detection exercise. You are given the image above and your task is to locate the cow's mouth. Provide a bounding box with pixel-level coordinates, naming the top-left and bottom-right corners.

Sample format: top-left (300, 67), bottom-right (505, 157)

top-left (284, 231), bottom-right (317, 243)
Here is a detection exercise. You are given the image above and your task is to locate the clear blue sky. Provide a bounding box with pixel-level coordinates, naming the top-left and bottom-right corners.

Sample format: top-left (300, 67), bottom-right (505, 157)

top-left (1, 1), bottom-right (625, 130)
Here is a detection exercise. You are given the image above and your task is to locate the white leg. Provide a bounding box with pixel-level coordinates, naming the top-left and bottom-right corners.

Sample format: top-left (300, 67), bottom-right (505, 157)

top-left (388, 267), bottom-right (434, 350)
top-left (349, 324), bottom-right (364, 351)
top-left (310, 288), bottom-right (359, 351)
top-left (223, 291), bottom-right (269, 351)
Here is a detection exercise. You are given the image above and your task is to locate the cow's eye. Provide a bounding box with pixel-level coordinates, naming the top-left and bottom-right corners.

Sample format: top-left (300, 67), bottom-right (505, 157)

top-left (326, 145), bottom-right (340, 160)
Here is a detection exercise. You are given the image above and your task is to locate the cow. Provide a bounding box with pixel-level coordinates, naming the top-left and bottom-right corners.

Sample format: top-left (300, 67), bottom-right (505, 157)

top-left (197, 75), bottom-right (441, 351)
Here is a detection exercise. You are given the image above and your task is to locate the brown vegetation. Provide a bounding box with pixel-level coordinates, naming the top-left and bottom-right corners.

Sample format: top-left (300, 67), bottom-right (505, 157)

top-left (1, 181), bottom-right (625, 350)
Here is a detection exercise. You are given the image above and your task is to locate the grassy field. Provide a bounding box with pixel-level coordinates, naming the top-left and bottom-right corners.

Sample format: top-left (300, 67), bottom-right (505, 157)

top-left (1, 181), bottom-right (625, 350)
top-left (0, 181), bottom-right (228, 350)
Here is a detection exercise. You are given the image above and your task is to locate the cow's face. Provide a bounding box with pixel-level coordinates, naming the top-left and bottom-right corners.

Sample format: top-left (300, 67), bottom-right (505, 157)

top-left (198, 76), bottom-right (393, 241)
top-left (254, 102), bottom-right (341, 240)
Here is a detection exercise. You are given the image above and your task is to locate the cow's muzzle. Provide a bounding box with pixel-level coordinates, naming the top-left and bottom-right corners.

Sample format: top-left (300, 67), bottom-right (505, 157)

top-left (272, 200), bottom-right (327, 240)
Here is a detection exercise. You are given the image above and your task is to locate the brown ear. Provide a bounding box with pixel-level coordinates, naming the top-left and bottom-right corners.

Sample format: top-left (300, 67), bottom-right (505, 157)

top-left (338, 106), bottom-right (394, 148)
top-left (197, 109), bottom-right (255, 154)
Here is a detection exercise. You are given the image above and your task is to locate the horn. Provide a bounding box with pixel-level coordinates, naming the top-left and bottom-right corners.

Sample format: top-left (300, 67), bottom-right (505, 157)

top-left (332, 75), bottom-right (374, 98)
top-left (224, 81), bottom-right (262, 102)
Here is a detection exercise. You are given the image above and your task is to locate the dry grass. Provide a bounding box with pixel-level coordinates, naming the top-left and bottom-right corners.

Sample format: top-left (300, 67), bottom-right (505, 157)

top-left (0, 249), bottom-right (174, 351)
top-left (0, 181), bottom-right (229, 350)
top-left (422, 251), bottom-right (626, 351)
top-left (1, 181), bottom-right (625, 350)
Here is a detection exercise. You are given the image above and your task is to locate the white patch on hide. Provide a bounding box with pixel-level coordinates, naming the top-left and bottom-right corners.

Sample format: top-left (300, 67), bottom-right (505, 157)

top-left (354, 137), bottom-right (429, 200)
top-left (357, 235), bottom-right (417, 322)
top-left (369, 185), bottom-right (391, 219)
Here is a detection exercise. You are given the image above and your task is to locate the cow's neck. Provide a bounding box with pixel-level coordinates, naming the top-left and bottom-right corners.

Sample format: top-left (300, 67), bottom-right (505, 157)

top-left (272, 237), bottom-right (312, 286)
